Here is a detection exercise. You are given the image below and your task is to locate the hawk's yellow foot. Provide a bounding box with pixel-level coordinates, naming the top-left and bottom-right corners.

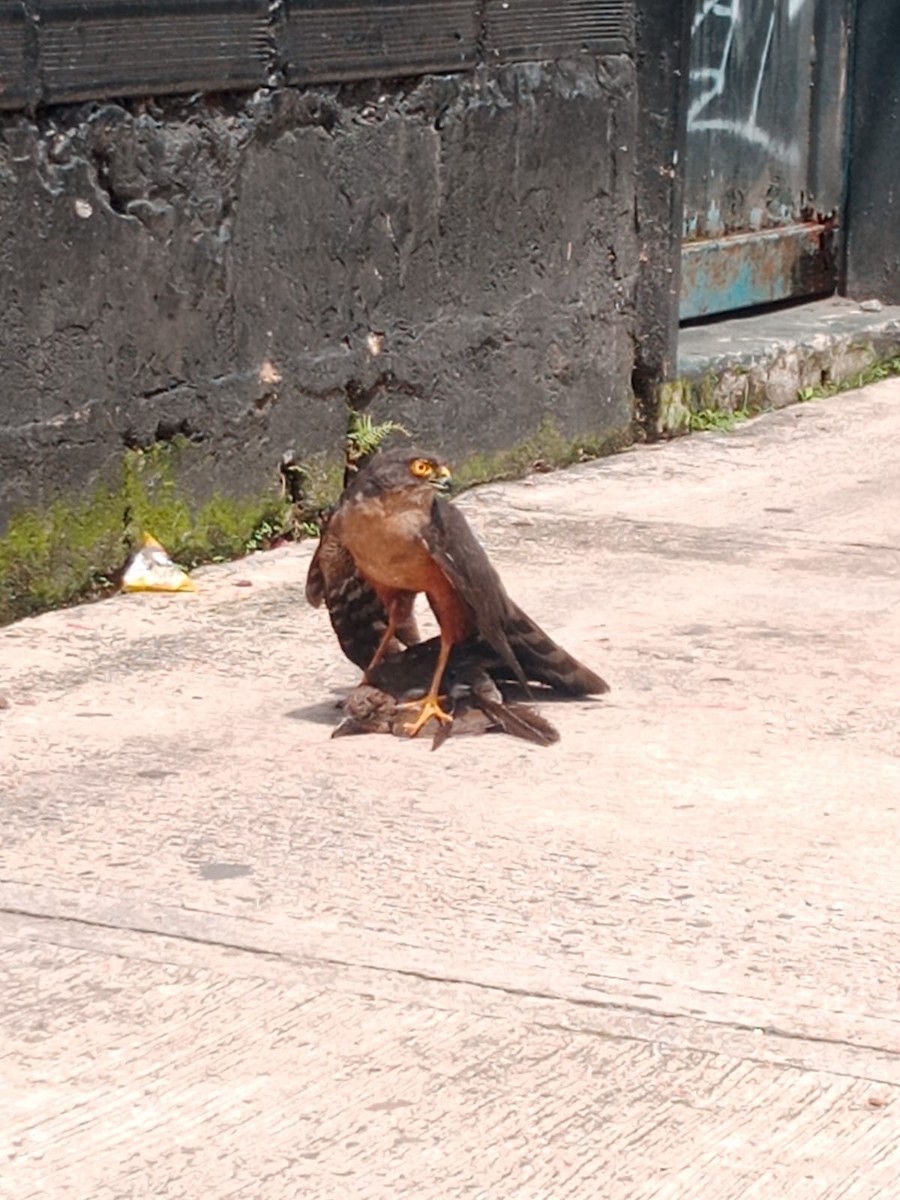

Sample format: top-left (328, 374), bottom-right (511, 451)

top-left (400, 693), bottom-right (452, 737)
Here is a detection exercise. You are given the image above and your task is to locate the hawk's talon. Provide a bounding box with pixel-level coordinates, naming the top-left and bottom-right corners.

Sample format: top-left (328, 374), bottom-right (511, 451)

top-left (399, 694), bottom-right (453, 737)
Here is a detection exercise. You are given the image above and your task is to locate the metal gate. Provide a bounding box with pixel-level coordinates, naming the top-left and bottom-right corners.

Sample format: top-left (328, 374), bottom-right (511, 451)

top-left (680, 0), bottom-right (850, 320)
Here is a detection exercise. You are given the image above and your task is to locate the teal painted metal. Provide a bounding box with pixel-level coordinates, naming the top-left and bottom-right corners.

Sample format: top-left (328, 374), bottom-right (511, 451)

top-left (680, 223), bottom-right (835, 321)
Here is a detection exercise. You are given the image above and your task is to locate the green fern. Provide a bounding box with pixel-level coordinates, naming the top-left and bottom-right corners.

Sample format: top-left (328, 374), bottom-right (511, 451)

top-left (346, 411), bottom-right (410, 462)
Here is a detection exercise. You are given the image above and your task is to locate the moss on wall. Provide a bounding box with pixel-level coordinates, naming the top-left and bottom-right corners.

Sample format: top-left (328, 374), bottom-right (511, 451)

top-left (452, 417), bottom-right (634, 490)
top-left (0, 417), bottom-right (634, 626)
top-left (0, 438), bottom-right (294, 625)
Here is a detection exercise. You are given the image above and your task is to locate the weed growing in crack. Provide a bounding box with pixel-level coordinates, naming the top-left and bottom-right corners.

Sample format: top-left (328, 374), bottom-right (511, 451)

top-left (798, 355), bottom-right (900, 404)
top-left (688, 406), bottom-right (751, 433)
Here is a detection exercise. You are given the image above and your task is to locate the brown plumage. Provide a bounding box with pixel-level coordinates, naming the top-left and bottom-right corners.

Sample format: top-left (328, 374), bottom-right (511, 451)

top-left (306, 447), bottom-right (608, 737)
top-left (305, 510), bottom-right (419, 668)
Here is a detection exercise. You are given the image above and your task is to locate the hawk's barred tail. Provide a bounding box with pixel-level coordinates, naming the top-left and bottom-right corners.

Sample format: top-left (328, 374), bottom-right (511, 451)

top-left (505, 603), bottom-right (609, 696)
top-left (327, 578), bottom-right (395, 670)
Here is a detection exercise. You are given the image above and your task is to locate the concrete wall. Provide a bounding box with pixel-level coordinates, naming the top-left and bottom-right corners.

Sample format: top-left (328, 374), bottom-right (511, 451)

top-left (0, 58), bottom-right (637, 552)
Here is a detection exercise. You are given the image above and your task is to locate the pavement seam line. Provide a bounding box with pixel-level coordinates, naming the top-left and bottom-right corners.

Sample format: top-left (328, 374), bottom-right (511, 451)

top-left (5, 902), bottom-right (899, 1069)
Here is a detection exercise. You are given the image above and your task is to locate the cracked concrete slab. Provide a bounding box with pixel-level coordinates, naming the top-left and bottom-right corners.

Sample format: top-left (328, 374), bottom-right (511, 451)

top-left (2, 379), bottom-right (900, 1197)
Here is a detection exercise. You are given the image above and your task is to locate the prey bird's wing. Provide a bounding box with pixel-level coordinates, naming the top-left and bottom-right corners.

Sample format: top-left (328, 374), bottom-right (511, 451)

top-left (360, 641), bottom-right (561, 749)
top-left (469, 694), bottom-right (560, 747)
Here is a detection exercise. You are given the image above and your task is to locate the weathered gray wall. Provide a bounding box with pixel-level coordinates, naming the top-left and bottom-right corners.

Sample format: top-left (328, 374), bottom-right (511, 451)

top-left (0, 59), bottom-right (637, 533)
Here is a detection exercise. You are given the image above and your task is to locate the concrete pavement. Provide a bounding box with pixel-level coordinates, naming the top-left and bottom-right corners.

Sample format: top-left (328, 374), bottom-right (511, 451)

top-left (2, 380), bottom-right (900, 1198)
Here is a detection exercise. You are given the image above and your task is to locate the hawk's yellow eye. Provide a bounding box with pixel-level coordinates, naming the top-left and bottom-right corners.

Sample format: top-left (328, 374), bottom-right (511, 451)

top-left (410, 459), bottom-right (433, 478)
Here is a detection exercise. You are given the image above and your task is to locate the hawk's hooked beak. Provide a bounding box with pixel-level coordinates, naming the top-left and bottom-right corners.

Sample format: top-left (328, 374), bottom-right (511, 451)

top-left (431, 465), bottom-right (453, 495)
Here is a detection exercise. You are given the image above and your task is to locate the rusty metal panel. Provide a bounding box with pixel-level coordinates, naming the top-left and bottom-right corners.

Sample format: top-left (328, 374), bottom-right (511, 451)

top-left (281, 0), bottom-right (478, 85)
top-left (483, 0), bottom-right (631, 61)
top-left (680, 222), bottom-right (835, 321)
top-left (0, 1), bottom-right (31, 109)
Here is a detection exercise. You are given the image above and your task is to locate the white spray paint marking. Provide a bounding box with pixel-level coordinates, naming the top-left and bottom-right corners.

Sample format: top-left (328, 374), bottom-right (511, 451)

top-left (687, 0), bottom-right (810, 166)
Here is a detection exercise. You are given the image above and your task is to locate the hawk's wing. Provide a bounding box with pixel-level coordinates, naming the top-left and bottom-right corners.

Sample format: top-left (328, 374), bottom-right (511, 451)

top-left (421, 498), bottom-right (529, 690)
top-left (423, 497), bottom-right (609, 697)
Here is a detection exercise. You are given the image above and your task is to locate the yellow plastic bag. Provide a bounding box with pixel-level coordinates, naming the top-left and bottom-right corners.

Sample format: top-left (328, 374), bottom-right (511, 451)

top-left (122, 534), bottom-right (197, 593)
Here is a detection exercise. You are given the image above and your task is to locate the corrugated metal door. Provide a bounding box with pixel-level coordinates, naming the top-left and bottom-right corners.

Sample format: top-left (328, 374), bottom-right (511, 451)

top-left (680, 0), bottom-right (849, 320)
top-left (0, 0), bottom-right (632, 110)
